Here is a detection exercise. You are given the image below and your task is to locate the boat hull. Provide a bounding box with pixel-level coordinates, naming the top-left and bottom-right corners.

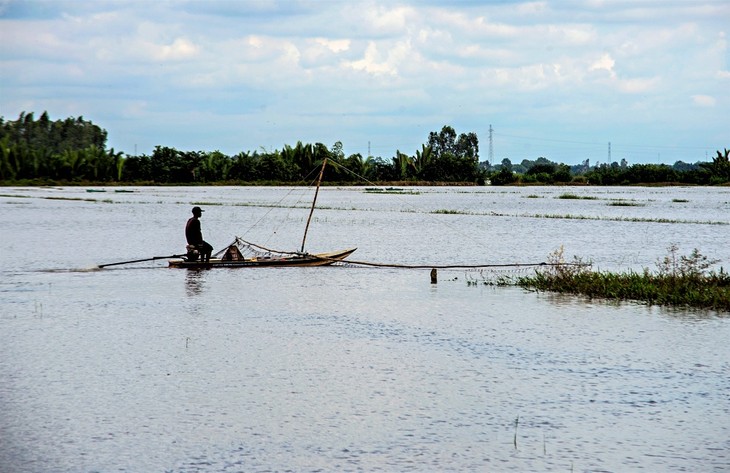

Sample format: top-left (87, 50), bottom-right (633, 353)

top-left (168, 248), bottom-right (356, 269)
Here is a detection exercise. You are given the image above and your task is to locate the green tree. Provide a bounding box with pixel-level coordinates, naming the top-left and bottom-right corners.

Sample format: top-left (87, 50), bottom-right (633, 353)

top-left (391, 151), bottom-right (413, 180)
top-left (411, 144), bottom-right (433, 178)
top-left (228, 151), bottom-right (256, 181)
top-left (490, 167), bottom-right (517, 185)
top-left (700, 148), bottom-right (730, 183)
top-left (425, 125), bottom-right (480, 182)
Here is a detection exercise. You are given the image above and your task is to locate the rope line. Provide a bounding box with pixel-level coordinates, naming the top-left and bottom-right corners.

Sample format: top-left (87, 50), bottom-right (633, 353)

top-left (218, 237), bottom-right (592, 271)
top-left (233, 162), bottom-right (325, 250)
top-left (327, 257), bottom-right (590, 270)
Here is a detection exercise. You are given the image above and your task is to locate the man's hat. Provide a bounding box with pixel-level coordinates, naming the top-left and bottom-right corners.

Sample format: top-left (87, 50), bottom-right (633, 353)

top-left (192, 206), bottom-right (204, 213)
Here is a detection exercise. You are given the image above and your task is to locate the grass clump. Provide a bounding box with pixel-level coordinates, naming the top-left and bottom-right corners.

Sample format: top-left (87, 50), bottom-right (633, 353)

top-left (432, 209), bottom-right (469, 215)
top-left (516, 245), bottom-right (729, 311)
top-left (557, 193), bottom-right (597, 200)
top-left (608, 200), bottom-right (644, 207)
top-left (364, 187), bottom-right (420, 195)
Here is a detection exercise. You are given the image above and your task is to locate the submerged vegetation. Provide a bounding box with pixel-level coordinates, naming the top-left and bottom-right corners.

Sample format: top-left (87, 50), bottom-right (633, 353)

top-left (514, 246), bottom-right (729, 311)
top-left (608, 201), bottom-right (644, 207)
top-left (557, 193), bottom-right (597, 200)
top-left (1, 111), bottom-right (729, 186)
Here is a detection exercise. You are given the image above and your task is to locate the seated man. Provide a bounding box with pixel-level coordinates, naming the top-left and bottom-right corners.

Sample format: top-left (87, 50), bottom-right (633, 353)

top-left (185, 206), bottom-right (213, 262)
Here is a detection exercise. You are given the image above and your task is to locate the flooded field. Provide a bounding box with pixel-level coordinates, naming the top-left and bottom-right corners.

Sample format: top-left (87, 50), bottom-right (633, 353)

top-left (1, 185), bottom-right (729, 471)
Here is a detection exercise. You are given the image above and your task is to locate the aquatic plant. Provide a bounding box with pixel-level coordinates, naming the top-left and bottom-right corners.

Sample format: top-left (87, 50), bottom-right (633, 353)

top-left (364, 187), bottom-right (420, 195)
top-left (191, 201), bottom-right (223, 206)
top-left (516, 245), bottom-right (729, 311)
top-left (432, 209), bottom-right (470, 215)
top-left (556, 193), bottom-right (597, 200)
top-left (607, 201), bottom-right (644, 206)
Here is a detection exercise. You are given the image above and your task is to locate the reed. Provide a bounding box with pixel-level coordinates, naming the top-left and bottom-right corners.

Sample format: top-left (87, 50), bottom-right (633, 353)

top-left (608, 201), bottom-right (643, 206)
top-left (432, 209), bottom-right (470, 215)
top-left (364, 187), bottom-right (420, 195)
top-left (557, 193), bottom-right (597, 200)
top-left (191, 201), bottom-right (223, 206)
top-left (516, 246), bottom-right (730, 311)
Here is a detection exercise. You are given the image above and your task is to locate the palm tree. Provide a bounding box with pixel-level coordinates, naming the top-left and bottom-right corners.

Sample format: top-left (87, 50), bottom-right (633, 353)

top-left (700, 148), bottom-right (730, 182)
top-left (411, 144), bottom-right (432, 178)
top-left (391, 151), bottom-right (413, 180)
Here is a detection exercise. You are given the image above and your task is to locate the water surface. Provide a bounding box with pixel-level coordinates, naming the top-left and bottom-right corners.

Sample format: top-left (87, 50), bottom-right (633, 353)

top-left (1, 186), bottom-right (728, 471)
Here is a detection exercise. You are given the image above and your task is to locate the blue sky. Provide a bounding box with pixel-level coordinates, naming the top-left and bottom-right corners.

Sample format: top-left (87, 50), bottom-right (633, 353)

top-left (1, 0), bottom-right (728, 165)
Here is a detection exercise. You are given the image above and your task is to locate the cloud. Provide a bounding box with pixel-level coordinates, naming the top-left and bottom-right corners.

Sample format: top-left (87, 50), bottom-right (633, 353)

top-left (692, 95), bottom-right (717, 107)
top-left (0, 0), bottom-right (728, 163)
top-left (344, 40), bottom-right (406, 76)
top-left (153, 38), bottom-right (199, 61)
top-left (590, 53), bottom-right (616, 78)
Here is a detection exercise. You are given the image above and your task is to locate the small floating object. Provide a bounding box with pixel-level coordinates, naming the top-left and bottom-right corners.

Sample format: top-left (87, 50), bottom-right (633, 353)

top-left (114, 189), bottom-right (134, 193)
top-left (86, 189), bottom-right (106, 193)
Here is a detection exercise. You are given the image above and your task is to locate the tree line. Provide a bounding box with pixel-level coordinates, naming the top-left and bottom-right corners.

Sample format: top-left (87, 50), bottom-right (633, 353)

top-left (1, 111), bottom-right (728, 185)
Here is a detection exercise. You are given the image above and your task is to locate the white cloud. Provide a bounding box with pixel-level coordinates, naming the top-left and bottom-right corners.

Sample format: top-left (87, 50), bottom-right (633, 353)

top-left (315, 38), bottom-right (350, 53)
top-left (363, 4), bottom-right (414, 34)
top-left (617, 77), bottom-right (659, 94)
top-left (692, 95), bottom-right (717, 107)
top-left (0, 0), bottom-right (727, 163)
top-left (152, 37), bottom-right (200, 61)
top-left (590, 53), bottom-right (616, 78)
top-left (344, 41), bottom-right (401, 76)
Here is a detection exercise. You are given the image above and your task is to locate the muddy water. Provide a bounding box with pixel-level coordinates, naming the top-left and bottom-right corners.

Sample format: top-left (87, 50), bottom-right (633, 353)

top-left (1, 186), bottom-right (728, 471)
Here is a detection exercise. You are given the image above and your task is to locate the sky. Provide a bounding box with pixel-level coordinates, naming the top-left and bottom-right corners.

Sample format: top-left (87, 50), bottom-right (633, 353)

top-left (0, 0), bottom-right (728, 165)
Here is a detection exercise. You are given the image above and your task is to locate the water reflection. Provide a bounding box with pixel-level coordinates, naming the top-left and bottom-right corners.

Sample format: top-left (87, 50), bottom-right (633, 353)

top-left (185, 269), bottom-right (206, 297)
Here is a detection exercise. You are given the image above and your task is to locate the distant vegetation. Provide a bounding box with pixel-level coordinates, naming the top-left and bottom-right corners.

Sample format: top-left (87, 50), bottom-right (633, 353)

top-left (1, 111), bottom-right (728, 186)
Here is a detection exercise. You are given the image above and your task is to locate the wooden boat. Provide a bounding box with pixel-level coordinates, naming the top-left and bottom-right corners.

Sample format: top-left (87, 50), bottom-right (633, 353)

top-left (168, 247), bottom-right (356, 269)
top-left (168, 157), bottom-right (356, 269)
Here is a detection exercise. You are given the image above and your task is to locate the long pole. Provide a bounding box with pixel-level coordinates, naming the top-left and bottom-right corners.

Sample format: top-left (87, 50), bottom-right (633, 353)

top-left (301, 157), bottom-right (327, 253)
top-left (98, 254), bottom-right (185, 268)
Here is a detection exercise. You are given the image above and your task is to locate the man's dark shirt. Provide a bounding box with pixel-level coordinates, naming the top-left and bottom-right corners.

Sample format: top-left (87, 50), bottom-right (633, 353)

top-left (186, 217), bottom-right (203, 245)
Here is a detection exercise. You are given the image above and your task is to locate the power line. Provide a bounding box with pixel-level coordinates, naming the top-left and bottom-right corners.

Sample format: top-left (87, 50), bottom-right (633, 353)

top-left (488, 124), bottom-right (494, 164)
top-left (494, 132), bottom-right (713, 151)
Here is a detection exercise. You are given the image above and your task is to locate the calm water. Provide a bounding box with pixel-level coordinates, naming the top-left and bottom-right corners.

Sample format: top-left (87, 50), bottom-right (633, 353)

top-left (1, 185), bottom-right (729, 472)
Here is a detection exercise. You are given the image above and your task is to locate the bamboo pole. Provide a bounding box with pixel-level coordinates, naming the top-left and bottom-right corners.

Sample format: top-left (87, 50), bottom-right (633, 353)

top-left (301, 157), bottom-right (327, 253)
top-left (98, 254), bottom-right (185, 268)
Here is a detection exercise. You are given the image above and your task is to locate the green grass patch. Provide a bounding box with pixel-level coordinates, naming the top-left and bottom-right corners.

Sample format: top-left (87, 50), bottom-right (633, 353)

top-left (556, 193), bottom-right (597, 200)
top-left (514, 246), bottom-right (729, 311)
top-left (608, 201), bottom-right (644, 207)
top-left (45, 196), bottom-right (99, 202)
top-left (431, 209), bottom-right (470, 215)
top-left (518, 270), bottom-right (729, 311)
top-left (364, 187), bottom-right (420, 195)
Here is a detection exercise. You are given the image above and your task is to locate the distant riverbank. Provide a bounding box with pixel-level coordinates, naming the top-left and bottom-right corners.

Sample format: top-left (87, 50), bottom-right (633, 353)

top-left (3, 178), bottom-right (728, 188)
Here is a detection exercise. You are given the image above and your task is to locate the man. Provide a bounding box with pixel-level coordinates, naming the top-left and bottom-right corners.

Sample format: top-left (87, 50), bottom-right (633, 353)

top-left (185, 206), bottom-right (213, 262)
